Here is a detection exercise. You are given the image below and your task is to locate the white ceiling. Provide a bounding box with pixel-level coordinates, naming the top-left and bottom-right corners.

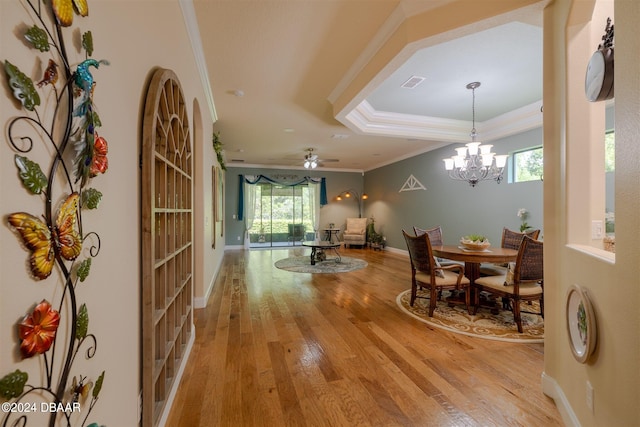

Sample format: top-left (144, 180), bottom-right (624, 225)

top-left (193, 0), bottom-right (544, 172)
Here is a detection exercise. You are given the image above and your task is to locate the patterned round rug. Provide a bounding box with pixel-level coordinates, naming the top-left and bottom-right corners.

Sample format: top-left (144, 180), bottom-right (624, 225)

top-left (275, 256), bottom-right (367, 274)
top-left (396, 289), bottom-right (544, 342)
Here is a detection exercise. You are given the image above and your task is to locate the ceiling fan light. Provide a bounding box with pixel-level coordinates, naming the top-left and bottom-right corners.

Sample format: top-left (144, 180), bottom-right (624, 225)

top-left (304, 160), bottom-right (310, 168)
top-left (311, 160), bottom-right (317, 169)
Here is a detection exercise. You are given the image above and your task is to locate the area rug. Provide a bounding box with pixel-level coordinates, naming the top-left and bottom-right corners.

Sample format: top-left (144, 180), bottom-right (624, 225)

top-left (274, 256), bottom-right (367, 274)
top-left (396, 289), bottom-right (544, 343)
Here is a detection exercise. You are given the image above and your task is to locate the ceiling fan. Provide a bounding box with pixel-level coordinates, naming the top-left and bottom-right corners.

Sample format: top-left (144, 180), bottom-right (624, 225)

top-left (302, 148), bottom-right (339, 169)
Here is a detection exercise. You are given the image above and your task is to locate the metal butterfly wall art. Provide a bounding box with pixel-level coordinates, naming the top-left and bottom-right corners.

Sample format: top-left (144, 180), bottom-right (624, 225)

top-left (8, 192), bottom-right (82, 280)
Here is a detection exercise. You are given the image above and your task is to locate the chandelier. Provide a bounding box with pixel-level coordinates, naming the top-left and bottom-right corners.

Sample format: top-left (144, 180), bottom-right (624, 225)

top-left (443, 82), bottom-right (508, 187)
top-left (303, 148), bottom-right (318, 169)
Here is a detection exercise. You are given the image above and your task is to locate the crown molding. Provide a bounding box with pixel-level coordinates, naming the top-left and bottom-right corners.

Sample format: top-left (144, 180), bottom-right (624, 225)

top-left (179, 0), bottom-right (218, 123)
top-left (341, 99), bottom-right (543, 144)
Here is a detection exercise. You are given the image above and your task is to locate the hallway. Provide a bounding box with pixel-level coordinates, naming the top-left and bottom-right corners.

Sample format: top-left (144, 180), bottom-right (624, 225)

top-left (167, 248), bottom-right (562, 426)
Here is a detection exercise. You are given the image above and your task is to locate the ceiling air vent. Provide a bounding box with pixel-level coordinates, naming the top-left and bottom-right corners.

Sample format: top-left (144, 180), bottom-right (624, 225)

top-left (401, 75), bottom-right (425, 89)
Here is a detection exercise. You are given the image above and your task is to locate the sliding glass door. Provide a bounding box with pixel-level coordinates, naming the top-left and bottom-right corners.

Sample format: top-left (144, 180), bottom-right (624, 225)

top-left (249, 183), bottom-right (316, 247)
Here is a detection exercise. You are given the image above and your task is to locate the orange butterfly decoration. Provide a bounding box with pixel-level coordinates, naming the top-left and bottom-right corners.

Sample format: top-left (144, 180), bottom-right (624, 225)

top-left (8, 193), bottom-right (82, 280)
top-left (90, 133), bottom-right (108, 177)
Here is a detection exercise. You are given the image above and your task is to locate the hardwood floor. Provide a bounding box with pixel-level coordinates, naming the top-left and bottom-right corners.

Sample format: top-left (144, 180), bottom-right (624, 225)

top-left (166, 247), bottom-right (563, 426)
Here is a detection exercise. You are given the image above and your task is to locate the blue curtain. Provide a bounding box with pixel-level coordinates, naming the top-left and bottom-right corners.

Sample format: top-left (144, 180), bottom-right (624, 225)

top-left (236, 174), bottom-right (327, 221)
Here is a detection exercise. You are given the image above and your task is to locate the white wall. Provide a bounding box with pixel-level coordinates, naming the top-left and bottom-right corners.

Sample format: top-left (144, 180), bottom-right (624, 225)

top-left (0, 1), bottom-right (221, 425)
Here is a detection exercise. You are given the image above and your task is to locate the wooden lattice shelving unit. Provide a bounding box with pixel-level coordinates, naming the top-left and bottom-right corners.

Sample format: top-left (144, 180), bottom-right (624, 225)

top-left (141, 68), bottom-right (193, 427)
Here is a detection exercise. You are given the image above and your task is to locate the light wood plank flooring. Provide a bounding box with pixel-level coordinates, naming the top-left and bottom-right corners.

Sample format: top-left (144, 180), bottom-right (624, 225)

top-left (167, 247), bottom-right (562, 426)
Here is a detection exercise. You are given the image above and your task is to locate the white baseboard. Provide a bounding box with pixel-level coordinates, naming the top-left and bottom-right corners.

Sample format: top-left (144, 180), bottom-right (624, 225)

top-left (157, 328), bottom-right (195, 427)
top-left (384, 245), bottom-right (407, 256)
top-left (541, 371), bottom-right (580, 427)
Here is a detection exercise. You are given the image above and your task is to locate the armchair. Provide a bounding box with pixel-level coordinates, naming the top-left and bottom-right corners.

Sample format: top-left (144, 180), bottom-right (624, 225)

top-left (343, 217), bottom-right (367, 248)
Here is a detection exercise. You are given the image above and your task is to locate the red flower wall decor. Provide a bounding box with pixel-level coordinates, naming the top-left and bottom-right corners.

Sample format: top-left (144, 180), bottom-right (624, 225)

top-left (18, 300), bottom-right (60, 359)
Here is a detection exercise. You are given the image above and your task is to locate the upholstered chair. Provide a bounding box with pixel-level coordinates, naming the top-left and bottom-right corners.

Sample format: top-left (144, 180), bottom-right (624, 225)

top-left (474, 235), bottom-right (544, 333)
top-left (402, 230), bottom-right (471, 316)
top-left (342, 217), bottom-right (368, 248)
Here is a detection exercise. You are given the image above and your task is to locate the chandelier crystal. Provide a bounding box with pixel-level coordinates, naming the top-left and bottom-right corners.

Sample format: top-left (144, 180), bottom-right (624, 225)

top-left (443, 82), bottom-right (508, 187)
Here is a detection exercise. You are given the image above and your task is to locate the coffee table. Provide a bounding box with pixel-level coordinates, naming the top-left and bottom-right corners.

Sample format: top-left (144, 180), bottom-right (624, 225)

top-left (302, 241), bottom-right (341, 265)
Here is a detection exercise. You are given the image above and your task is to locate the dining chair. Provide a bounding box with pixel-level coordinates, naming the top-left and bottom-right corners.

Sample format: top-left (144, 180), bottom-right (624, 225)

top-left (473, 235), bottom-right (544, 333)
top-left (479, 227), bottom-right (540, 276)
top-left (413, 226), bottom-right (462, 266)
top-left (402, 230), bottom-right (471, 316)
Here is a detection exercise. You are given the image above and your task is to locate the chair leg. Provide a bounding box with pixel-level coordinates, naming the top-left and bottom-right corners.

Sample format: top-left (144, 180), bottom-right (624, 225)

top-left (410, 280), bottom-right (417, 306)
top-left (513, 298), bottom-right (523, 333)
top-left (428, 287), bottom-right (437, 317)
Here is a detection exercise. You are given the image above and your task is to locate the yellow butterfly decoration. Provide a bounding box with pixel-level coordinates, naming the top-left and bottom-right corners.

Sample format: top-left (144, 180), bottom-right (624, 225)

top-left (52, 0), bottom-right (88, 27)
top-left (8, 193), bottom-right (82, 280)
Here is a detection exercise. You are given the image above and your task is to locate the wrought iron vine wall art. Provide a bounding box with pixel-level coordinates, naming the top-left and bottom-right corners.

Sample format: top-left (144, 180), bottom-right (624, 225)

top-left (2, 1), bottom-right (108, 426)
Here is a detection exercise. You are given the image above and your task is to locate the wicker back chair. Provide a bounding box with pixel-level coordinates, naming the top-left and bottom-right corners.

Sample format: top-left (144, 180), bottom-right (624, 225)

top-left (413, 226), bottom-right (444, 246)
top-left (501, 227), bottom-right (541, 250)
top-left (480, 228), bottom-right (541, 276)
top-left (473, 235), bottom-right (544, 333)
top-left (402, 230), bottom-right (470, 316)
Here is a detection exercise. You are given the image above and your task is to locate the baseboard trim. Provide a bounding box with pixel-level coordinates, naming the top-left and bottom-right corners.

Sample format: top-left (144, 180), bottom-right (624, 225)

top-left (157, 328), bottom-right (195, 427)
top-left (541, 371), bottom-right (580, 427)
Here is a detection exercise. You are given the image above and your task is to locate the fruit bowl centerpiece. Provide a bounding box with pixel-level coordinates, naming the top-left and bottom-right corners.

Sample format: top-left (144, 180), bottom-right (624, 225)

top-left (460, 234), bottom-right (491, 251)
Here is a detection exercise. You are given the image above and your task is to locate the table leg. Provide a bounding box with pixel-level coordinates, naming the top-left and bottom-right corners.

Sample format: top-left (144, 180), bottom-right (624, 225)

top-left (310, 247), bottom-right (317, 265)
top-left (331, 247), bottom-right (341, 263)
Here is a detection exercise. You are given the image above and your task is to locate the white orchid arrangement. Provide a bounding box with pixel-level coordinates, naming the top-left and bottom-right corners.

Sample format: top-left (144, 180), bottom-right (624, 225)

top-left (517, 208), bottom-right (531, 232)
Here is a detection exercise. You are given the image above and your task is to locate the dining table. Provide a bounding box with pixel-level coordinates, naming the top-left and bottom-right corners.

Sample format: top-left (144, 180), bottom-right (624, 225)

top-left (432, 245), bottom-right (518, 284)
top-left (432, 245), bottom-right (518, 312)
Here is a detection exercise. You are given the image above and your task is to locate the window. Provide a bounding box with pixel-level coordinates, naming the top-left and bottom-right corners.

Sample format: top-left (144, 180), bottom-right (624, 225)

top-left (249, 183), bottom-right (316, 247)
top-left (512, 146), bottom-right (543, 182)
top-left (604, 130), bottom-right (615, 172)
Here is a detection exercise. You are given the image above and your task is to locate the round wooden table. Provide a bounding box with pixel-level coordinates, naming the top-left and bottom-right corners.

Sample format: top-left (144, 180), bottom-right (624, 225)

top-left (432, 245), bottom-right (518, 284)
top-left (432, 245), bottom-right (518, 312)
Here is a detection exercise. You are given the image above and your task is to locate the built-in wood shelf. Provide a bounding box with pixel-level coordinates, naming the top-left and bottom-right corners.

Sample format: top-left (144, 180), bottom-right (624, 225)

top-left (142, 68), bottom-right (193, 427)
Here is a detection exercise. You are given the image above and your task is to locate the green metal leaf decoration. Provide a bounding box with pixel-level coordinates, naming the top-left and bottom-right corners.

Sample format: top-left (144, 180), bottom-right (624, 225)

top-left (82, 188), bottom-right (103, 209)
top-left (92, 111), bottom-right (102, 127)
top-left (82, 31), bottom-right (94, 56)
top-left (4, 60), bottom-right (40, 111)
top-left (92, 370), bottom-right (105, 398)
top-left (0, 370), bottom-right (29, 399)
top-left (76, 303), bottom-right (89, 340)
top-left (14, 155), bottom-right (47, 194)
top-left (24, 25), bottom-right (50, 52)
top-left (77, 258), bottom-right (92, 282)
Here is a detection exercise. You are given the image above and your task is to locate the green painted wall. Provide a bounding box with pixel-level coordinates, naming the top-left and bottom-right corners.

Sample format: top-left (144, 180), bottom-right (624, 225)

top-left (364, 127), bottom-right (544, 250)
